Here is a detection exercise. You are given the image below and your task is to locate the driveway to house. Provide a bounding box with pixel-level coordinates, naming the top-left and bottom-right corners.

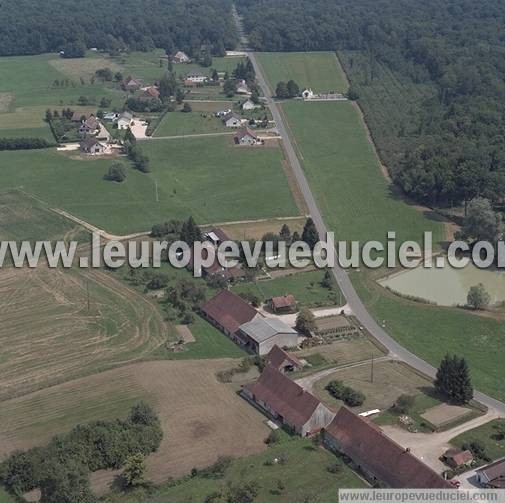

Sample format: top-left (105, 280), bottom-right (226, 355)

top-left (381, 410), bottom-right (501, 474)
top-left (246, 49), bottom-right (505, 417)
top-left (129, 119), bottom-right (148, 139)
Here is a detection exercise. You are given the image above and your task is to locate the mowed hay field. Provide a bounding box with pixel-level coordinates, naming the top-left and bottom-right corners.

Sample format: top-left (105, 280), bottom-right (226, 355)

top-left (0, 267), bottom-right (167, 399)
top-left (0, 360), bottom-right (270, 490)
top-left (256, 52), bottom-right (349, 94)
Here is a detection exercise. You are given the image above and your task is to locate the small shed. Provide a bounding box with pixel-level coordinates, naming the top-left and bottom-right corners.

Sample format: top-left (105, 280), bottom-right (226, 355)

top-left (443, 449), bottom-right (473, 468)
top-left (268, 295), bottom-right (297, 313)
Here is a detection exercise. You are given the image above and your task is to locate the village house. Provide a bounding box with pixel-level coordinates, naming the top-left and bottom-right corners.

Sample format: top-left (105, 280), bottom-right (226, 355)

top-left (236, 317), bottom-right (298, 355)
top-left (266, 345), bottom-right (304, 373)
top-left (302, 88), bottom-right (314, 99)
top-left (200, 290), bottom-right (260, 339)
top-left (223, 112), bottom-right (243, 128)
top-left (236, 79), bottom-right (251, 95)
top-left (80, 137), bottom-right (107, 155)
top-left (442, 448), bottom-right (473, 469)
top-left (324, 407), bottom-right (453, 488)
top-left (215, 108), bottom-right (232, 118)
top-left (243, 366), bottom-right (335, 436)
top-left (188, 245), bottom-right (244, 281)
top-left (122, 76), bottom-right (142, 92)
top-left (141, 86), bottom-right (160, 99)
top-left (234, 126), bottom-right (260, 145)
top-left (79, 116), bottom-right (99, 134)
top-left (103, 112), bottom-right (119, 122)
top-left (268, 294), bottom-right (297, 314)
top-left (185, 72), bottom-right (208, 85)
top-left (242, 98), bottom-right (259, 111)
top-left (476, 458), bottom-right (505, 488)
top-left (172, 50), bottom-right (191, 63)
top-left (71, 111), bottom-right (94, 123)
top-left (117, 111), bottom-right (133, 130)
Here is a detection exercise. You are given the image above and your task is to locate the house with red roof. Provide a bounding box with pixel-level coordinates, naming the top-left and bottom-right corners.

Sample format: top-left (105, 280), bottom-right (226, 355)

top-left (324, 407), bottom-right (453, 488)
top-left (243, 366), bottom-right (335, 436)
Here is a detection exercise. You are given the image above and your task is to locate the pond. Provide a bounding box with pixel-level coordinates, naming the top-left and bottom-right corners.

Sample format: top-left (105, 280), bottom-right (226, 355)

top-left (378, 260), bottom-right (505, 307)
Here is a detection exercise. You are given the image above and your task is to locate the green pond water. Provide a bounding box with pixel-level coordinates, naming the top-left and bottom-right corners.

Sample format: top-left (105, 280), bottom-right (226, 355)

top-left (378, 262), bottom-right (505, 306)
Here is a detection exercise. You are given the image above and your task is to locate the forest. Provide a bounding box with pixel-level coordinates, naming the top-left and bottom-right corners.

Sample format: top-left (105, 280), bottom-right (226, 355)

top-left (237, 0), bottom-right (505, 210)
top-left (0, 0), bottom-right (237, 57)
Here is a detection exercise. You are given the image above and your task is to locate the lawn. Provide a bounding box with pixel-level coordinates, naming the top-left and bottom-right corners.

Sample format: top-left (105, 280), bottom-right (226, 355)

top-left (154, 111), bottom-right (228, 137)
top-left (0, 136), bottom-right (299, 234)
top-left (450, 419), bottom-right (505, 462)
top-left (102, 433), bottom-right (366, 503)
top-left (232, 269), bottom-right (343, 308)
top-left (256, 52), bottom-right (349, 94)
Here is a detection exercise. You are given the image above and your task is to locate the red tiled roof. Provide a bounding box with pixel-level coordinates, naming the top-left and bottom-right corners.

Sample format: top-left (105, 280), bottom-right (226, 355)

top-left (325, 407), bottom-right (453, 489)
top-left (477, 458), bottom-right (505, 487)
top-left (244, 366), bottom-right (322, 430)
top-left (235, 126), bottom-right (257, 141)
top-left (201, 290), bottom-right (257, 334)
top-left (444, 449), bottom-right (473, 467)
top-left (267, 345), bottom-right (302, 370)
top-left (271, 294), bottom-right (296, 309)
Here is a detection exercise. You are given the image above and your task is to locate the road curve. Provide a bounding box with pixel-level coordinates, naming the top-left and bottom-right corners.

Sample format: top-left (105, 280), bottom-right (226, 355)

top-left (247, 51), bottom-right (505, 415)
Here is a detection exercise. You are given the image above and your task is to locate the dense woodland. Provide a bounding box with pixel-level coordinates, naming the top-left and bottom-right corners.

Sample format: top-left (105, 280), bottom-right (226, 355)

top-left (0, 0), bottom-right (237, 57)
top-left (237, 0), bottom-right (505, 210)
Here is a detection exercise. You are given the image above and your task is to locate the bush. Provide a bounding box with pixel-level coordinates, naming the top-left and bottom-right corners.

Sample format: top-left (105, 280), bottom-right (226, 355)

top-left (198, 456), bottom-right (232, 479)
top-left (395, 394), bottom-right (416, 414)
top-left (104, 162), bottom-right (127, 182)
top-left (325, 380), bottom-right (365, 407)
top-left (265, 430), bottom-right (282, 445)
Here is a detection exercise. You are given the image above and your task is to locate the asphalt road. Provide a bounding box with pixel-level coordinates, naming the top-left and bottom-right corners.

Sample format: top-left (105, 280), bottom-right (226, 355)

top-left (247, 51), bottom-right (505, 415)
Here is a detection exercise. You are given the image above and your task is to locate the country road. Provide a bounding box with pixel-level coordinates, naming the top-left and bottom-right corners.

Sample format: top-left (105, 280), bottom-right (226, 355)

top-left (243, 42), bottom-right (505, 414)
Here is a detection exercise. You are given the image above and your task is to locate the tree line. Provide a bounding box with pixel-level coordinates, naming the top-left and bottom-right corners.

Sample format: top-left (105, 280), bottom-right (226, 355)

top-left (0, 138), bottom-right (55, 150)
top-left (236, 0), bottom-right (505, 210)
top-left (0, 0), bottom-right (237, 57)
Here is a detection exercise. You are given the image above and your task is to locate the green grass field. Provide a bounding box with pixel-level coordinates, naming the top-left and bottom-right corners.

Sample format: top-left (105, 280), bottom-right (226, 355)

top-left (256, 52), bottom-right (349, 94)
top-left (103, 434), bottom-right (366, 502)
top-left (232, 269), bottom-right (343, 308)
top-left (281, 100), bottom-right (444, 246)
top-left (0, 136), bottom-right (298, 233)
top-left (450, 419), bottom-right (505, 462)
top-left (154, 111), bottom-right (228, 137)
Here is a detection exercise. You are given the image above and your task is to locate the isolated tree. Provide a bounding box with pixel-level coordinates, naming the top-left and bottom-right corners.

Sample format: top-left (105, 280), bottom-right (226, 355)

top-left (301, 218), bottom-right (319, 249)
top-left (467, 283), bottom-right (491, 310)
top-left (321, 270), bottom-right (333, 289)
top-left (275, 81), bottom-right (289, 99)
top-left (295, 308), bottom-right (316, 336)
top-left (182, 102), bottom-right (192, 112)
top-left (434, 354), bottom-right (473, 404)
top-left (122, 453), bottom-right (146, 488)
top-left (211, 69), bottom-right (219, 82)
top-left (279, 223), bottom-right (291, 241)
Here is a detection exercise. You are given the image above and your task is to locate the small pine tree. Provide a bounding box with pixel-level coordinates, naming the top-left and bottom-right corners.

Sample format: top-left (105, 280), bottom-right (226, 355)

top-left (435, 354), bottom-right (473, 404)
top-left (301, 218), bottom-right (320, 249)
top-left (275, 81), bottom-right (289, 99)
top-left (279, 224), bottom-right (291, 241)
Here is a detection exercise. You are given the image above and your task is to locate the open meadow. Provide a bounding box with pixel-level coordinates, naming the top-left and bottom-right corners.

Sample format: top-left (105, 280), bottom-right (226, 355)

top-left (0, 360), bottom-right (270, 492)
top-left (0, 136), bottom-right (299, 233)
top-left (256, 52), bottom-right (349, 94)
top-left (154, 110), bottom-right (228, 137)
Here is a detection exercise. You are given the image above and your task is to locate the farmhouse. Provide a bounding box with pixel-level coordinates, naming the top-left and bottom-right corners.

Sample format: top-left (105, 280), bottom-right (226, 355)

top-left (237, 317), bottom-right (298, 355)
top-left (204, 227), bottom-right (231, 246)
top-left (223, 112), bottom-right (243, 128)
top-left (476, 458), bottom-right (505, 488)
top-left (188, 245), bottom-right (244, 281)
top-left (234, 126), bottom-right (260, 145)
top-left (201, 290), bottom-right (260, 338)
top-left (266, 345), bottom-right (304, 373)
top-left (268, 294), bottom-right (297, 314)
top-left (243, 366), bottom-right (335, 436)
top-left (80, 137), bottom-right (107, 155)
top-left (141, 86), bottom-right (160, 99)
top-left (242, 98), bottom-right (259, 111)
top-left (324, 407), bottom-right (453, 489)
top-left (442, 449), bottom-right (473, 469)
top-left (122, 76), bottom-right (142, 92)
top-left (79, 116), bottom-right (99, 134)
top-left (71, 111), bottom-right (94, 122)
top-left (172, 50), bottom-right (191, 63)
top-left (302, 88), bottom-right (314, 99)
top-left (103, 112), bottom-right (119, 122)
top-left (117, 111), bottom-right (133, 130)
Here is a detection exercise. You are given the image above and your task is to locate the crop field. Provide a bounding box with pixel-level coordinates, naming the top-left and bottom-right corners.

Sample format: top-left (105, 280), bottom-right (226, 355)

top-left (256, 52), bottom-right (349, 94)
top-left (48, 55), bottom-right (123, 80)
top-left (0, 136), bottom-right (299, 233)
top-left (0, 266), bottom-right (167, 400)
top-left (0, 360), bottom-right (270, 492)
top-left (232, 269), bottom-right (342, 308)
top-left (154, 111), bottom-right (228, 137)
top-left (104, 432), bottom-right (365, 503)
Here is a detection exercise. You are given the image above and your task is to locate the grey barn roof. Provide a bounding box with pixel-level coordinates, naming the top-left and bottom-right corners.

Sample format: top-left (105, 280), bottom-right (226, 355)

top-left (239, 317), bottom-right (297, 343)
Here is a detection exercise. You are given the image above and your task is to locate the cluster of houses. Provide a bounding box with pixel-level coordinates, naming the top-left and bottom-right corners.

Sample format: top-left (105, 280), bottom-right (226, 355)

top-left (241, 343), bottom-right (454, 489)
top-left (71, 112), bottom-right (111, 155)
